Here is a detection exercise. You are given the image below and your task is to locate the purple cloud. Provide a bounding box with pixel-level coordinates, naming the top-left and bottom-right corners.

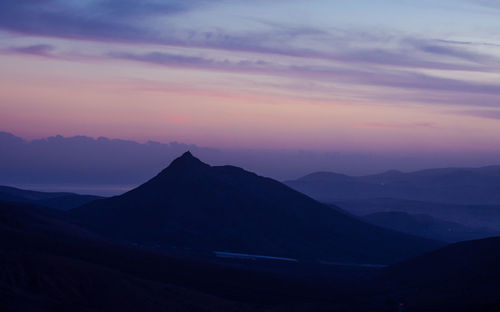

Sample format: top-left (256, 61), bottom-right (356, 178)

top-left (455, 109), bottom-right (500, 120)
top-left (356, 122), bottom-right (437, 130)
top-left (107, 51), bottom-right (272, 73)
top-left (9, 43), bottom-right (54, 56)
top-left (0, 0), bottom-right (202, 44)
top-left (2, 0), bottom-right (500, 112)
top-left (1, 0), bottom-right (498, 74)
top-left (405, 38), bottom-right (499, 66)
top-left (108, 49), bottom-right (500, 101)
top-left (333, 47), bottom-right (490, 72)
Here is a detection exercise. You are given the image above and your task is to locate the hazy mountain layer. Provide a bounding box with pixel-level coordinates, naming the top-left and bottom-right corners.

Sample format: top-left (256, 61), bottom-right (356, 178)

top-left (363, 211), bottom-right (499, 242)
top-left (285, 166), bottom-right (500, 205)
top-left (0, 185), bottom-right (102, 210)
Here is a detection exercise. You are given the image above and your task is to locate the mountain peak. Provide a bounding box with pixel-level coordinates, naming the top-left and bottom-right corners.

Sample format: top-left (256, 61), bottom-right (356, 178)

top-left (176, 150), bottom-right (201, 163)
top-left (164, 151), bottom-right (209, 172)
top-left (143, 151), bottom-right (210, 183)
top-left (180, 150), bottom-right (194, 158)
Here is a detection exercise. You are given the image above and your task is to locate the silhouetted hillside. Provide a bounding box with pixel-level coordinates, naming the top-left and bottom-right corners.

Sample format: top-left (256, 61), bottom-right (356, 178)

top-left (0, 201), bottom-right (263, 311)
top-left (363, 211), bottom-right (498, 242)
top-left (379, 237), bottom-right (500, 311)
top-left (71, 152), bottom-right (440, 265)
top-left (2, 199), bottom-right (499, 311)
top-left (0, 201), bottom-right (382, 312)
top-left (0, 185), bottom-right (102, 210)
top-left (285, 166), bottom-right (500, 205)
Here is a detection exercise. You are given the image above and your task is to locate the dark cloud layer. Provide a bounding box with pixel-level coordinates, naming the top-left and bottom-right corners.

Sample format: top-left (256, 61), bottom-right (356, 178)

top-left (2, 131), bottom-right (499, 195)
top-left (0, 0), bottom-right (204, 44)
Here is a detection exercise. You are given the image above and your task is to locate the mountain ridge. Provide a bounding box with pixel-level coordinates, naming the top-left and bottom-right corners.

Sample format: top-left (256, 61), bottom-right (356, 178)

top-left (286, 165), bottom-right (500, 205)
top-left (0, 185), bottom-right (102, 210)
top-left (70, 152), bottom-right (441, 264)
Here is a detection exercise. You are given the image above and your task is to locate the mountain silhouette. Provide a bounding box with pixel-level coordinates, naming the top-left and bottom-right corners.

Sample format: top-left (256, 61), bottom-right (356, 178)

top-left (71, 152), bottom-right (440, 264)
top-left (0, 185), bottom-right (102, 210)
top-left (285, 166), bottom-right (500, 205)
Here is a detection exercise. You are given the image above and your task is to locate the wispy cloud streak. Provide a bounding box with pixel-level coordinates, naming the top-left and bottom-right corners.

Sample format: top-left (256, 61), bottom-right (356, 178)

top-left (1, 0), bottom-right (500, 113)
top-left (108, 50), bottom-right (500, 99)
top-left (1, 0), bottom-right (499, 72)
top-left (455, 109), bottom-right (500, 120)
top-left (9, 44), bottom-right (55, 56)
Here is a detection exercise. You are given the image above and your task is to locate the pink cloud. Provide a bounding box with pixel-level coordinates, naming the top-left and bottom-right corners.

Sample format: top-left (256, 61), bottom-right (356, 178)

top-left (355, 122), bottom-right (436, 129)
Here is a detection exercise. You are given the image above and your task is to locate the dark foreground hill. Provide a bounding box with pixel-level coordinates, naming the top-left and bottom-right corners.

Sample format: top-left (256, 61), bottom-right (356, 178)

top-left (0, 185), bottom-right (102, 210)
top-left (70, 152), bottom-right (440, 264)
top-left (2, 200), bottom-right (499, 311)
top-left (285, 166), bottom-right (500, 205)
top-left (0, 201), bottom-right (246, 311)
top-left (0, 200), bottom-right (387, 312)
top-left (378, 237), bottom-right (500, 312)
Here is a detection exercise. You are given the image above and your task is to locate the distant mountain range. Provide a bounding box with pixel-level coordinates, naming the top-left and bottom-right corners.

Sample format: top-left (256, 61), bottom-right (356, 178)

top-left (0, 185), bottom-right (102, 210)
top-left (70, 152), bottom-right (440, 265)
top-left (286, 168), bottom-right (500, 242)
top-left (285, 166), bottom-right (500, 205)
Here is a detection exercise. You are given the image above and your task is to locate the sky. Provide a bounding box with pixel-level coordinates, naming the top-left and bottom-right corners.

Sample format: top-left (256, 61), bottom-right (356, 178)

top-left (1, 0), bottom-right (500, 159)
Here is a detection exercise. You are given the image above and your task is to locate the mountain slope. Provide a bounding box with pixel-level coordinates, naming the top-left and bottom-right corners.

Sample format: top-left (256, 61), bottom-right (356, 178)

top-left (0, 201), bottom-right (385, 312)
top-left (285, 166), bottom-right (500, 205)
top-left (0, 185), bottom-right (102, 210)
top-left (71, 152), bottom-right (441, 264)
top-left (0, 201), bottom-right (265, 312)
top-left (1, 200), bottom-right (496, 311)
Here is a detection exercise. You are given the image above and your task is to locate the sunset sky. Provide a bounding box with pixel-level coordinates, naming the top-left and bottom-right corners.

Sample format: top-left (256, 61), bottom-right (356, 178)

top-left (1, 0), bottom-right (500, 156)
